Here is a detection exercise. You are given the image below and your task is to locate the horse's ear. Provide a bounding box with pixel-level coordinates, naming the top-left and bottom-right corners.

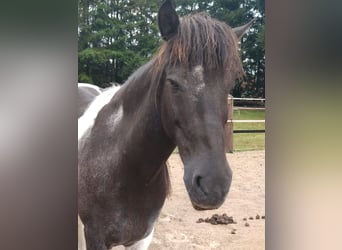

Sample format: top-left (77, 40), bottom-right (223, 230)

top-left (158, 0), bottom-right (179, 41)
top-left (232, 18), bottom-right (257, 40)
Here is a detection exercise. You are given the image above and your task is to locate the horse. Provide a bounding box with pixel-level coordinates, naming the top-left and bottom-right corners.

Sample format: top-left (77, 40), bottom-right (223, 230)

top-left (78, 83), bottom-right (103, 118)
top-left (78, 1), bottom-right (255, 249)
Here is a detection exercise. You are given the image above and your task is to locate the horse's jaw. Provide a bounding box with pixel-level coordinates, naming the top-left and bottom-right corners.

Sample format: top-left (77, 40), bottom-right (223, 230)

top-left (191, 202), bottom-right (221, 211)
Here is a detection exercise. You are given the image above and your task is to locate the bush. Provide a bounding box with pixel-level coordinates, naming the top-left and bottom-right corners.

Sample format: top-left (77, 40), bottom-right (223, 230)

top-left (78, 73), bottom-right (93, 83)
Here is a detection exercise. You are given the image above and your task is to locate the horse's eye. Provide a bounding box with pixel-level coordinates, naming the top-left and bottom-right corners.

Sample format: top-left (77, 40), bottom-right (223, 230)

top-left (167, 79), bottom-right (181, 92)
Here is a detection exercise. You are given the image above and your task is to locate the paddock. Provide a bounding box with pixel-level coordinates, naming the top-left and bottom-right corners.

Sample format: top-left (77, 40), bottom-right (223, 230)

top-left (112, 150), bottom-right (265, 250)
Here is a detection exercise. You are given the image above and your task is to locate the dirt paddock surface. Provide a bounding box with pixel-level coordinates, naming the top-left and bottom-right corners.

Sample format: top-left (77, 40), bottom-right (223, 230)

top-left (113, 150), bottom-right (265, 250)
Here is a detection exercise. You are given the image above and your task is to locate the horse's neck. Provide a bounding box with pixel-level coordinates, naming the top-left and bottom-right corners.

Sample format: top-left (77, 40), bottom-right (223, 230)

top-left (118, 64), bottom-right (174, 181)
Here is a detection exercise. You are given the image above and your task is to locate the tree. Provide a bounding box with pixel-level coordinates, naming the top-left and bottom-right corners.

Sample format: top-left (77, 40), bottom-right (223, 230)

top-left (78, 0), bottom-right (265, 98)
top-left (78, 0), bottom-right (161, 86)
top-left (166, 0), bottom-right (265, 98)
top-left (230, 0), bottom-right (265, 98)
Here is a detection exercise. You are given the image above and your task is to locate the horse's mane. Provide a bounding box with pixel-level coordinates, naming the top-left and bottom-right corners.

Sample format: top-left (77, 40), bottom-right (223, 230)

top-left (154, 12), bottom-right (244, 79)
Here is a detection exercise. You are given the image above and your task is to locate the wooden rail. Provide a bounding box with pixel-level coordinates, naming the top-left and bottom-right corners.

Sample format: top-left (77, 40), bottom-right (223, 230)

top-left (234, 107), bottom-right (265, 111)
top-left (227, 120), bottom-right (265, 123)
top-left (232, 97), bottom-right (265, 101)
top-left (233, 129), bottom-right (265, 134)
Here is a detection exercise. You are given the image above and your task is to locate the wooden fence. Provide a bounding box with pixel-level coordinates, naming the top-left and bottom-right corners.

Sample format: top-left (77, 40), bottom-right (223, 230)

top-left (224, 95), bottom-right (265, 153)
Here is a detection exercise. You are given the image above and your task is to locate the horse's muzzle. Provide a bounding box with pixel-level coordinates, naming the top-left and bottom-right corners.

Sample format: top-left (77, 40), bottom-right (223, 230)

top-left (184, 169), bottom-right (232, 210)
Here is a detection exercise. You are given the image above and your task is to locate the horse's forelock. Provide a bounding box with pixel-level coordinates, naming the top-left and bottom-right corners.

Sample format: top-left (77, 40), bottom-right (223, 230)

top-left (154, 12), bottom-right (244, 79)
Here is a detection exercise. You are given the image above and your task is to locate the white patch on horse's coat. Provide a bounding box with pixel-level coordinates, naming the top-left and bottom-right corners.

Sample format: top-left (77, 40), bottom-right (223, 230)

top-left (78, 215), bottom-right (87, 250)
top-left (78, 86), bottom-right (120, 140)
top-left (192, 65), bottom-right (205, 94)
top-left (124, 228), bottom-right (154, 250)
top-left (193, 65), bottom-right (204, 79)
top-left (108, 105), bottom-right (123, 131)
top-left (78, 82), bottom-right (102, 94)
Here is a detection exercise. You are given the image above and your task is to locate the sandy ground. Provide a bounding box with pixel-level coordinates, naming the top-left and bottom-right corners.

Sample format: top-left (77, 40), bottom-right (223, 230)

top-left (113, 150), bottom-right (265, 250)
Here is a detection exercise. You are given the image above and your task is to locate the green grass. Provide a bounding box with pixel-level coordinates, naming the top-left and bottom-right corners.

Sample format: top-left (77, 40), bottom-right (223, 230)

top-left (233, 109), bottom-right (265, 151)
top-left (233, 109), bottom-right (265, 120)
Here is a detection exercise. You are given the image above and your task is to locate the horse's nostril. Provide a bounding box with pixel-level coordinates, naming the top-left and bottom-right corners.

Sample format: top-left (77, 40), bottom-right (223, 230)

top-left (194, 175), bottom-right (208, 195)
top-left (195, 175), bottom-right (202, 187)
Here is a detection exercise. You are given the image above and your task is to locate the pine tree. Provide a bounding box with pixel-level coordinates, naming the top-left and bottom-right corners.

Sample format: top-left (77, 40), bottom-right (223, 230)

top-left (78, 0), bottom-right (265, 98)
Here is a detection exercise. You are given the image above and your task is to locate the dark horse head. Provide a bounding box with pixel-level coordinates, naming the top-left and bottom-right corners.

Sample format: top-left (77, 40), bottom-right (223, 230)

top-left (156, 0), bottom-right (254, 210)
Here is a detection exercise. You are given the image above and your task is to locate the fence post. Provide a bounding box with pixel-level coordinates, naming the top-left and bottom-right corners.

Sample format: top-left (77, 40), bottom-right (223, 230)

top-left (225, 95), bottom-right (234, 153)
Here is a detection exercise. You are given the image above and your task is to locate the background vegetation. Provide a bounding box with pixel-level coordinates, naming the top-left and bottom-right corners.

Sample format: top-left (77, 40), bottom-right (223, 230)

top-left (78, 0), bottom-right (265, 98)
